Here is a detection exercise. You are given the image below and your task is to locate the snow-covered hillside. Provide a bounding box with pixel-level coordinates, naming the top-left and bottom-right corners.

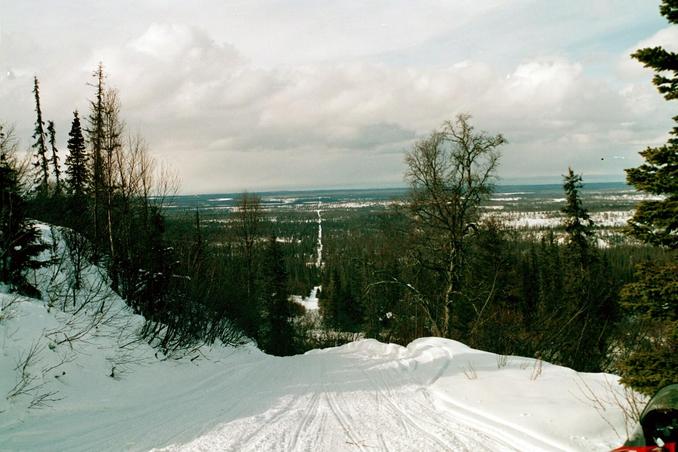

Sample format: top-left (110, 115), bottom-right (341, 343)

top-left (0, 226), bottom-right (638, 451)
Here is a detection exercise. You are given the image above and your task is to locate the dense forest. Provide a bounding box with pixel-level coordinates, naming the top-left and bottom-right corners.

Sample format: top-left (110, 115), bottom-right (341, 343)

top-left (0, 1), bottom-right (675, 400)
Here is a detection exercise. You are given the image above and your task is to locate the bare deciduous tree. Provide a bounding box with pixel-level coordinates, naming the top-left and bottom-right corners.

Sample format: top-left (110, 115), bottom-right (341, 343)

top-left (404, 113), bottom-right (505, 337)
top-left (236, 192), bottom-right (263, 304)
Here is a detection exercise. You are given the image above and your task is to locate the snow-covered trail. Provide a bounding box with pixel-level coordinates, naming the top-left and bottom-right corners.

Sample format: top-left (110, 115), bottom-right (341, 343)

top-left (291, 200), bottom-right (323, 311)
top-left (1, 331), bottom-right (626, 452)
top-left (150, 339), bottom-right (621, 452)
top-left (314, 199), bottom-right (323, 268)
top-left (169, 342), bottom-right (559, 452)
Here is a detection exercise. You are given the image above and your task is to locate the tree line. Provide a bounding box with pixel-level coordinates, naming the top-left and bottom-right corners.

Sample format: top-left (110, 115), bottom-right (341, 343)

top-left (0, 65), bottom-right (301, 356)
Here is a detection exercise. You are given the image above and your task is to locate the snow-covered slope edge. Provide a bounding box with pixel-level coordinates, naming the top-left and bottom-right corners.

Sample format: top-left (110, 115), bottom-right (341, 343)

top-left (1, 225), bottom-right (636, 451)
top-left (0, 224), bottom-right (261, 451)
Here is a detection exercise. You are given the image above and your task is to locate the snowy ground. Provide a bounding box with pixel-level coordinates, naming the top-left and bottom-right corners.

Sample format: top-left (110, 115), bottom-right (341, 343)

top-left (0, 226), bottom-right (637, 451)
top-left (0, 300), bottom-right (634, 451)
top-left (487, 210), bottom-right (634, 229)
top-left (290, 285), bottom-right (321, 312)
top-left (158, 339), bottom-right (632, 452)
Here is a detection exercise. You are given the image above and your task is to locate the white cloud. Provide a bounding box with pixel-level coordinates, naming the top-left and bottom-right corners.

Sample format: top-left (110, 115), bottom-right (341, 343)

top-left (504, 59), bottom-right (582, 106)
top-left (0, 2), bottom-right (674, 192)
top-left (618, 26), bottom-right (678, 79)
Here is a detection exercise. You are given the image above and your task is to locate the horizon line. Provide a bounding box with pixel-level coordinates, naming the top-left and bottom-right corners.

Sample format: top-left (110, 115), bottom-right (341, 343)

top-left (172, 179), bottom-right (629, 196)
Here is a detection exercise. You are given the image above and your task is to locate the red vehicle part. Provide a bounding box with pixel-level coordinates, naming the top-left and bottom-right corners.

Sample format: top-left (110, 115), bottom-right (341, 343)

top-left (612, 444), bottom-right (676, 452)
top-left (612, 384), bottom-right (678, 452)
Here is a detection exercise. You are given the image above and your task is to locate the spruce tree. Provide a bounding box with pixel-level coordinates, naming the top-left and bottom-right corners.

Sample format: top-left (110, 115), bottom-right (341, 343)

top-left (0, 125), bottom-right (46, 296)
top-left (617, 0), bottom-right (678, 395)
top-left (559, 169), bottom-right (617, 371)
top-left (31, 77), bottom-right (50, 197)
top-left (64, 107), bottom-right (91, 291)
top-left (561, 167), bottom-right (595, 266)
top-left (626, 0), bottom-right (678, 249)
top-left (618, 261), bottom-right (678, 395)
top-left (65, 111), bottom-right (89, 200)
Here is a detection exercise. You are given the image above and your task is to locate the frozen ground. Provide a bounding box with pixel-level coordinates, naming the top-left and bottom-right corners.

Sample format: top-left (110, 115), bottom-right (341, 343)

top-left (0, 226), bottom-right (636, 451)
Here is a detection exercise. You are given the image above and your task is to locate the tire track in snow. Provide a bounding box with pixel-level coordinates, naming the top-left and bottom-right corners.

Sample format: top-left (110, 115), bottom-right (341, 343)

top-left (377, 432), bottom-right (392, 452)
top-left (225, 360), bottom-right (309, 451)
top-left (286, 351), bottom-right (332, 452)
top-left (363, 368), bottom-right (456, 451)
top-left (325, 390), bottom-right (369, 452)
top-left (288, 391), bottom-right (322, 451)
top-left (363, 363), bottom-right (508, 452)
top-left (407, 388), bottom-right (518, 451)
top-left (164, 346), bottom-right (569, 452)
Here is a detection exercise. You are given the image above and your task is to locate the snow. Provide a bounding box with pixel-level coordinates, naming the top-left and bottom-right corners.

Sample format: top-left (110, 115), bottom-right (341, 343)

top-left (291, 201), bottom-right (323, 311)
top-left (487, 210), bottom-right (634, 229)
top-left (0, 225), bottom-right (636, 451)
top-left (315, 200), bottom-right (323, 268)
top-left (490, 197), bottom-right (522, 202)
top-left (291, 285), bottom-right (321, 312)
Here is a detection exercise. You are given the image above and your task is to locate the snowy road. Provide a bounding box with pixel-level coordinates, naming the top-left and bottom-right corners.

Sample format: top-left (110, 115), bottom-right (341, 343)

top-left (1, 305), bottom-right (627, 452)
top-left (169, 345), bottom-right (553, 452)
top-left (152, 339), bottom-right (621, 452)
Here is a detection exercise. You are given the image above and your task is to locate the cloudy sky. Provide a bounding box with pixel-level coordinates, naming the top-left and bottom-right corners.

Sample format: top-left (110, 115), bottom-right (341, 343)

top-left (0, 1), bottom-right (676, 193)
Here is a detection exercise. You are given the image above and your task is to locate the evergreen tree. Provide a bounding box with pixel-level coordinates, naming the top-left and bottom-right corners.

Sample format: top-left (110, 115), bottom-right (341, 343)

top-left (132, 207), bottom-right (195, 352)
top-left (618, 261), bottom-right (678, 395)
top-left (63, 111), bottom-right (91, 289)
top-left (47, 120), bottom-right (61, 195)
top-left (0, 125), bottom-right (46, 296)
top-left (31, 77), bottom-right (50, 196)
top-left (558, 169), bottom-right (617, 371)
top-left (561, 167), bottom-right (595, 266)
top-left (321, 266), bottom-right (342, 329)
top-left (626, 0), bottom-right (678, 249)
top-left (65, 111), bottom-right (89, 199)
top-left (190, 208), bottom-right (205, 269)
top-left (262, 236), bottom-right (294, 356)
top-left (617, 0), bottom-right (678, 395)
